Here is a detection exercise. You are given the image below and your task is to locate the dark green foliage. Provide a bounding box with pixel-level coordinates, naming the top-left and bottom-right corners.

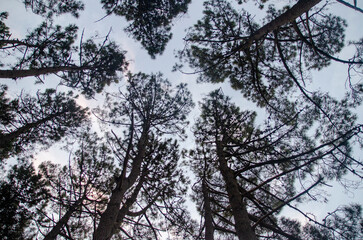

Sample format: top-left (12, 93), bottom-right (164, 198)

top-left (178, 0), bottom-right (358, 112)
top-left (0, 160), bottom-right (48, 240)
top-left (101, 0), bottom-right (191, 57)
top-left (23, 0), bottom-right (85, 18)
top-left (0, 85), bottom-right (16, 126)
top-left (10, 22), bottom-right (78, 69)
top-left (22, 0), bottom-right (191, 57)
top-left (278, 217), bottom-right (302, 239)
top-left (303, 204), bottom-right (363, 240)
top-left (0, 86), bottom-right (88, 160)
top-left (103, 72), bottom-right (194, 135)
top-left (65, 40), bottom-right (127, 97)
top-left (0, 20), bottom-right (127, 97)
top-left (0, 12), bottom-right (9, 49)
top-left (277, 204), bottom-right (363, 240)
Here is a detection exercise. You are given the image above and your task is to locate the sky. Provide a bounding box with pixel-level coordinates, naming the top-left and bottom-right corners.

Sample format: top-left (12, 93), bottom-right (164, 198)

top-left (1, 0), bottom-right (362, 234)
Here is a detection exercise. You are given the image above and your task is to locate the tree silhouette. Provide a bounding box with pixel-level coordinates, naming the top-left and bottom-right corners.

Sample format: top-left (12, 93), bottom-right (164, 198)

top-left (0, 86), bottom-right (88, 161)
top-left (100, 0), bottom-right (192, 58)
top-left (23, 0), bottom-right (85, 18)
top-left (0, 159), bottom-right (48, 240)
top-left (37, 131), bottom-right (115, 240)
top-left (0, 16), bottom-right (127, 97)
top-left (189, 90), bottom-right (362, 239)
top-left (93, 72), bottom-right (194, 240)
top-left (22, 0), bottom-right (192, 58)
top-left (178, 0), bottom-right (363, 114)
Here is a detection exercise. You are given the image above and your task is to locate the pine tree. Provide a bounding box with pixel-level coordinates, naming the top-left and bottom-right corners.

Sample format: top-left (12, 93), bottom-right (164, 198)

top-left (0, 86), bottom-right (88, 161)
top-left (178, 0), bottom-right (363, 114)
top-left (93, 72), bottom-right (194, 239)
top-left (0, 159), bottom-right (48, 240)
top-left (189, 90), bottom-right (362, 239)
top-left (0, 15), bottom-right (127, 97)
top-left (100, 0), bottom-right (192, 57)
top-left (23, 0), bottom-right (192, 58)
top-left (37, 131), bottom-right (115, 240)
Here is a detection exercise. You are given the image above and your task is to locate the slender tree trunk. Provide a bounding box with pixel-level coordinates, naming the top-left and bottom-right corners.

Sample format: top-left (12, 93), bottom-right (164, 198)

top-left (202, 179), bottom-right (214, 240)
top-left (93, 129), bottom-right (148, 240)
top-left (237, 0), bottom-right (321, 51)
top-left (43, 198), bottom-right (84, 240)
top-left (0, 66), bottom-right (85, 79)
top-left (0, 113), bottom-right (62, 148)
top-left (216, 142), bottom-right (257, 240)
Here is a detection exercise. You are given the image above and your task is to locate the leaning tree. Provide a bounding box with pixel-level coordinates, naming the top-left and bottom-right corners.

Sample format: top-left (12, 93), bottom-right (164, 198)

top-left (178, 0), bottom-right (363, 116)
top-left (0, 13), bottom-right (127, 97)
top-left (36, 131), bottom-right (115, 240)
top-left (0, 86), bottom-right (88, 161)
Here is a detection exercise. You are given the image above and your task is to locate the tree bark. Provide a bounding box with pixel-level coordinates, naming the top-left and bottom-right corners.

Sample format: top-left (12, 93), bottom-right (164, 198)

top-left (202, 179), bottom-right (214, 240)
top-left (0, 66), bottom-right (85, 79)
top-left (93, 128), bottom-right (148, 240)
top-left (43, 197), bottom-right (84, 240)
top-left (216, 141), bottom-right (257, 240)
top-left (0, 112), bottom-right (63, 148)
top-left (236, 0), bottom-right (321, 51)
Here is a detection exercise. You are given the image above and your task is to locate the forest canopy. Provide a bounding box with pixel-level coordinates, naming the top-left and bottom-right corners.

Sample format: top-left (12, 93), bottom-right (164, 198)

top-left (0, 0), bottom-right (362, 239)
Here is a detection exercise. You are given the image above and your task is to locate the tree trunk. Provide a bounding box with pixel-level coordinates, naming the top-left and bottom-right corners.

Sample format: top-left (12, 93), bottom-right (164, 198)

top-left (0, 112), bottom-right (63, 148)
top-left (0, 66), bottom-right (84, 79)
top-left (93, 186), bottom-right (125, 240)
top-left (43, 198), bottom-right (84, 240)
top-left (202, 179), bottom-right (214, 240)
top-left (216, 142), bottom-right (257, 240)
top-left (237, 0), bottom-right (321, 51)
top-left (93, 129), bottom-right (148, 240)
top-left (114, 169), bottom-right (146, 228)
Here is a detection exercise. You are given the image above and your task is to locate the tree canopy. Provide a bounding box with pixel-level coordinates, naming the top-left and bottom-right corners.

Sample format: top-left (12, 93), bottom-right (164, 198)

top-left (93, 72), bottom-right (194, 240)
top-left (189, 90), bottom-right (362, 239)
top-left (22, 0), bottom-right (192, 57)
top-left (0, 15), bottom-right (127, 97)
top-left (178, 0), bottom-right (363, 116)
top-left (0, 86), bottom-right (88, 161)
top-left (0, 0), bottom-right (362, 239)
